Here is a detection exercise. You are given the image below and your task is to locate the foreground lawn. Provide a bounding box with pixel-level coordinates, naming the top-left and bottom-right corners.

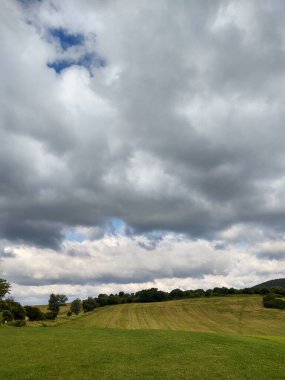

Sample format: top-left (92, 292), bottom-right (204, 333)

top-left (0, 327), bottom-right (285, 380)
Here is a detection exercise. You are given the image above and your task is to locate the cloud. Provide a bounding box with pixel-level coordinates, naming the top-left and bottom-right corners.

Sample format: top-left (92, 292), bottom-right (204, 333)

top-left (3, 232), bottom-right (285, 305)
top-left (254, 241), bottom-right (285, 260)
top-left (1, 234), bottom-right (231, 286)
top-left (1, 0), bottom-right (285, 302)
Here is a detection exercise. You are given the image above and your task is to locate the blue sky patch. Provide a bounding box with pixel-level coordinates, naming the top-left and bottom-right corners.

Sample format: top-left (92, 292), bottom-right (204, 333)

top-left (111, 218), bottom-right (125, 233)
top-left (47, 53), bottom-right (106, 74)
top-left (47, 59), bottom-right (73, 74)
top-left (50, 28), bottom-right (84, 50)
top-left (65, 229), bottom-right (85, 243)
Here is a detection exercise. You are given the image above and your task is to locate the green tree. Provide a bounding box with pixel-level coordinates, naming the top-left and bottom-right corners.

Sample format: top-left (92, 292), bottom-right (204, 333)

top-left (82, 297), bottom-right (98, 312)
top-left (70, 298), bottom-right (82, 315)
top-left (24, 306), bottom-right (44, 321)
top-left (170, 288), bottom-right (184, 299)
top-left (10, 301), bottom-right (26, 320)
top-left (135, 288), bottom-right (168, 303)
top-left (0, 297), bottom-right (26, 320)
top-left (0, 278), bottom-right (11, 300)
top-left (48, 293), bottom-right (68, 317)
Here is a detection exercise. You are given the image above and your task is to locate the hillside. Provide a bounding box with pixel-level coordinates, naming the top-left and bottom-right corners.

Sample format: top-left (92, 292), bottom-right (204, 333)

top-left (252, 278), bottom-right (285, 289)
top-left (63, 295), bottom-right (285, 336)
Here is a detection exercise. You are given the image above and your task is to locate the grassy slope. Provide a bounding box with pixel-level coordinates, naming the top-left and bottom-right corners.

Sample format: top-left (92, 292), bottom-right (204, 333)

top-left (63, 295), bottom-right (285, 336)
top-left (0, 327), bottom-right (285, 380)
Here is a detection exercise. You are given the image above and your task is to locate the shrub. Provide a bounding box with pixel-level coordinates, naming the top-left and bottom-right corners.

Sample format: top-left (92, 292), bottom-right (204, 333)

top-left (1, 299), bottom-right (26, 320)
top-left (82, 297), bottom-right (98, 312)
top-left (263, 293), bottom-right (277, 304)
top-left (44, 311), bottom-right (57, 320)
top-left (264, 298), bottom-right (285, 310)
top-left (2, 309), bottom-right (14, 322)
top-left (10, 302), bottom-right (26, 320)
top-left (70, 298), bottom-right (82, 315)
top-left (24, 306), bottom-right (44, 321)
top-left (11, 320), bottom-right (26, 327)
top-left (67, 311), bottom-right (72, 317)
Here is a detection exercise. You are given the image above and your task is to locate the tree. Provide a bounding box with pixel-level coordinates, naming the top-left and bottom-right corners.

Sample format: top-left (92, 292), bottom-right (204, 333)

top-left (0, 278), bottom-right (11, 300)
top-left (0, 297), bottom-right (26, 320)
top-left (48, 293), bottom-right (68, 317)
top-left (24, 306), bottom-right (44, 321)
top-left (135, 288), bottom-right (168, 303)
top-left (82, 297), bottom-right (98, 312)
top-left (10, 301), bottom-right (26, 320)
top-left (170, 288), bottom-right (184, 299)
top-left (70, 298), bottom-right (82, 315)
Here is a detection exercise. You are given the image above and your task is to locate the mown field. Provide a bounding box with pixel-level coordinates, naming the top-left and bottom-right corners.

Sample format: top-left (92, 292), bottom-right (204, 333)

top-left (1, 327), bottom-right (285, 380)
top-left (63, 295), bottom-right (285, 336)
top-left (1, 295), bottom-right (285, 379)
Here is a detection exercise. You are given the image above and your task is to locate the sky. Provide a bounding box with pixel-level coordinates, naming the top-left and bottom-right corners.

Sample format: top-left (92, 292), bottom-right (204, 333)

top-left (1, 0), bottom-right (285, 305)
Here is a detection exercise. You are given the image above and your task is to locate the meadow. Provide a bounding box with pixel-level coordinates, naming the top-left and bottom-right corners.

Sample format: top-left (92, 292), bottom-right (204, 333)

top-left (63, 295), bottom-right (285, 336)
top-left (1, 295), bottom-right (285, 379)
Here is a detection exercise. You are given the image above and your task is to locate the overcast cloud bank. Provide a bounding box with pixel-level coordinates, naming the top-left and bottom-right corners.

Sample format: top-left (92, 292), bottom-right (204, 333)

top-left (1, 0), bottom-right (285, 303)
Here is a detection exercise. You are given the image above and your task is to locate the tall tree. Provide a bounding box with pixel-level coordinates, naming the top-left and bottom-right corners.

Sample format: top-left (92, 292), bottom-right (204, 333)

top-left (0, 278), bottom-right (11, 300)
top-left (48, 293), bottom-right (68, 317)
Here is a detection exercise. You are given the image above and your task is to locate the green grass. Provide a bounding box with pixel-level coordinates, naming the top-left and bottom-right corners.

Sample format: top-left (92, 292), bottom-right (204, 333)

top-left (2, 295), bottom-right (285, 379)
top-left (0, 327), bottom-right (285, 380)
top-left (63, 295), bottom-right (285, 336)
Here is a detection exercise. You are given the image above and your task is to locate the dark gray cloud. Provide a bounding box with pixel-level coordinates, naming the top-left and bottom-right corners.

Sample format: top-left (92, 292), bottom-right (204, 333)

top-left (1, 0), bottom-right (285, 248)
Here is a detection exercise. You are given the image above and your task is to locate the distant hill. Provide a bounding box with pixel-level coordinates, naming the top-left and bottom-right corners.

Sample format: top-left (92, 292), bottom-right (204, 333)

top-left (251, 278), bottom-right (285, 289)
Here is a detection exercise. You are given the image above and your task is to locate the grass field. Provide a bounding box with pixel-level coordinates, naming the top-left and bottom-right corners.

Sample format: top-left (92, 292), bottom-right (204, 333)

top-left (0, 327), bottom-right (285, 380)
top-left (64, 295), bottom-right (285, 336)
top-left (1, 295), bottom-right (285, 379)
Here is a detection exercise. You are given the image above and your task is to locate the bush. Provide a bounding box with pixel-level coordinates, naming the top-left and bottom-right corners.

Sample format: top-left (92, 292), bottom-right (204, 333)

top-left (24, 306), bottom-right (44, 321)
top-left (2, 309), bottom-right (14, 322)
top-left (10, 302), bottom-right (26, 320)
top-left (82, 297), bottom-right (98, 312)
top-left (264, 298), bottom-right (285, 310)
top-left (67, 311), bottom-right (72, 317)
top-left (1, 299), bottom-right (26, 320)
top-left (263, 293), bottom-right (277, 304)
top-left (11, 320), bottom-right (26, 327)
top-left (70, 298), bottom-right (82, 315)
top-left (44, 311), bottom-right (57, 320)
